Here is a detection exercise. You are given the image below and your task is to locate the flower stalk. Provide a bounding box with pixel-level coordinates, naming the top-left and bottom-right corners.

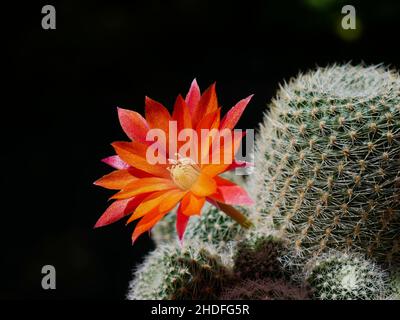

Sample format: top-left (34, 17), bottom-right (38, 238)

top-left (217, 202), bottom-right (253, 229)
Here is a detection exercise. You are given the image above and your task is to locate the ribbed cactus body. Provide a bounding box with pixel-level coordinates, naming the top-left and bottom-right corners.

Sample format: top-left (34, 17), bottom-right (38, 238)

top-left (127, 243), bottom-right (233, 300)
top-left (306, 251), bottom-right (390, 300)
top-left (253, 64), bottom-right (400, 264)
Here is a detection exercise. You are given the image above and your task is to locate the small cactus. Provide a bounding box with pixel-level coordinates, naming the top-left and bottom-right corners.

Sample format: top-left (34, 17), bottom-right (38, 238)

top-left (251, 64), bottom-right (400, 265)
top-left (306, 251), bottom-right (390, 300)
top-left (220, 278), bottom-right (310, 300)
top-left (127, 242), bottom-right (234, 300)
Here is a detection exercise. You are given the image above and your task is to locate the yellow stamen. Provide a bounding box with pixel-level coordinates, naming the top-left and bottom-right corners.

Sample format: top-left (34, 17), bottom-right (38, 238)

top-left (168, 155), bottom-right (200, 190)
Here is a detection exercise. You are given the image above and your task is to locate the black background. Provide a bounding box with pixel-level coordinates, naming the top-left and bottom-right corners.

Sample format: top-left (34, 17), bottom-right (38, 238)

top-left (3, 0), bottom-right (400, 299)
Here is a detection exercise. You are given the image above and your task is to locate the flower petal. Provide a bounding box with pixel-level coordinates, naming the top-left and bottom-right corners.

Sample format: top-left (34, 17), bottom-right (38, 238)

top-left (196, 109), bottom-right (221, 163)
top-left (190, 172), bottom-right (217, 197)
top-left (132, 210), bottom-right (167, 244)
top-left (94, 195), bottom-right (148, 228)
top-left (219, 95), bottom-right (253, 130)
top-left (117, 107), bottom-right (149, 142)
top-left (94, 169), bottom-right (137, 190)
top-left (127, 189), bottom-right (185, 223)
top-left (176, 204), bottom-right (190, 241)
top-left (191, 82), bottom-right (218, 127)
top-left (112, 141), bottom-right (170, 178)
top-left (145, 96), bottom-right (172, 133)
top-left (131, 191), bottom-right (184, 243)
top-left (185, 79), bottom-right (201, 115)
top-left (172, 95), bottom-right (192, 131)
top-left (210, 176), bottom-right (254, 205)
top-left (101, 155), bottom-right (130, 170)
top-left (201, 131), bottom-right (245, 176)
top-left (225, 160), bottom-right (254, 172)
top-left (111, 177), bottom-right (175, 200)
top-left (180, 192), bottom-right (206, 216)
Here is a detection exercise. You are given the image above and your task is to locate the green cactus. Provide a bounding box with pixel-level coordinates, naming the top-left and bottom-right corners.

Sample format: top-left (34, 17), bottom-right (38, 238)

top-left (151, 210), bottom-right (178, 246)
top-left (233, 234), bottom-right (288, 280)
top-left (251, 64), bottom-right (400, 265)
top-left (220, 278), bottom-right (310, 300)
top-left (184, 203), bottom-right (246, 249)
top-left (151, 203), bottom-right (246, 249)
top-left (306, 251), bottom-right (390, 300)
top-left (127, 242), bottom-right (234, 300)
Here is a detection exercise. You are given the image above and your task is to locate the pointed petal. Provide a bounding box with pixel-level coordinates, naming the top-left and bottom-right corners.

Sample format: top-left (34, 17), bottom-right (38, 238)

top-left (117, 107), bottom-right (149, 142)
top-left (145, 96), bottom-right (172, 133)
top-left (210, 176), bottom-right (254, 205)
top-left (196, 108), bottom-right (221, 163)
top-left (192, 82), bottom-right (218, 127)
top-left (112, 141), bottom-right (170, 178)
top-left (126, 189), bottom-right (185, 223)
top-left (202, 131), bottom-right (245, 176)
top-left (101, 155), bottom-right (130, 170)
top-left (176, 204), bottom-right (190, 241)
top-left (94, 169), bottom-right (137, 190)
top-left (185, 79), bottom-right (201, 115)
top-left (111, 177), bottom-right (175, 200)
top-left (180, 192), bottom-right (206, 216)
top-left (220, 95), bottom-right (253, 130)
top-left (94, 195), bottom-right (147, 228)
top-left (190, 172), bottom-right (217, 197)
top-left (195, 108), bottom-right (220, 132)
top-left (172, 95), bottom-right (192, 131)
top-left (132, 210), bottom-right (167, 244)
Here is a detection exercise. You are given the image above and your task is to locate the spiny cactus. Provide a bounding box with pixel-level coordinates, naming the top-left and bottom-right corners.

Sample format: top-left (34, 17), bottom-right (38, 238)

top-left (252, 64), bottom-right (400, 265)
top-left (184, 203), bottom-right (246, 249)
top-left (151, 203), bottom-right (246, 249)
top-left (306, 251), bottom-right (390, 300)
top-left (151, 211), bottom-right (178, 246)
top-left (220, 278), bottom-right (310, 300)
top-left (233, 235), bottom-right (287, 280)
top-left (127, 242), bottom-right (234, 300)
top-left (387, 270), bottom-right (400, 300)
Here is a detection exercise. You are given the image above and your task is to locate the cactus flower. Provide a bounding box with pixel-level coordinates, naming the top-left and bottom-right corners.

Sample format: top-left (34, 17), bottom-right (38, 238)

top-left (94, 79), bottom-right (254, 243)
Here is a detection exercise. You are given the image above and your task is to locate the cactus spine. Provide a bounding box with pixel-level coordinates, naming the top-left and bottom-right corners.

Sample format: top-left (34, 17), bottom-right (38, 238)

top-left (306, 251), bottom-right (390, 300)
top-left (127, 243), bottom-right (234, 300)
top-left (252, 64), bottom-right (400, 265)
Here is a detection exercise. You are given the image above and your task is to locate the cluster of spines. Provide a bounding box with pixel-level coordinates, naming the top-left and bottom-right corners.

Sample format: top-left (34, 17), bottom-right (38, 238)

top-left (127, 243), bottom-right (234, 300)
top-left (151, 203), bottom-right (246, 250)
top-left (184, 203), bottom-right (246, 249)
top-left (305, 251), bottom-right (390, 300)
top-left (252, 64), bottom-right (400, 264)
top-left (151, 211), bottom-right (178, 246)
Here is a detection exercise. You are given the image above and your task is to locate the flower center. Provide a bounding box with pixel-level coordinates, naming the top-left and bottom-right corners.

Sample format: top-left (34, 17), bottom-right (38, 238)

top-left (168, 155), bottom-right (200, 190)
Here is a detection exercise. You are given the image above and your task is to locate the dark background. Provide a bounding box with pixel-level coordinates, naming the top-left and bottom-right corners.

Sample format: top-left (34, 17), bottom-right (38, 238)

top-left (3, 0), bottom-right (400, 299)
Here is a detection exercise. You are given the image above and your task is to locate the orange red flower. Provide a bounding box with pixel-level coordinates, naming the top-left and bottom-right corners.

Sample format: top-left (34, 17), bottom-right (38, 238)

top-left (94, 80), bottom-right (253, 243)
